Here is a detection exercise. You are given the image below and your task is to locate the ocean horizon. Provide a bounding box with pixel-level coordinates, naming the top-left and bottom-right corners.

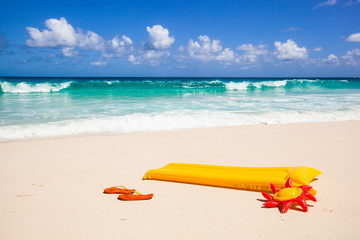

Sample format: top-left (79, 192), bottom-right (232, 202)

top-left (1, 77), bottom-right (360, 141)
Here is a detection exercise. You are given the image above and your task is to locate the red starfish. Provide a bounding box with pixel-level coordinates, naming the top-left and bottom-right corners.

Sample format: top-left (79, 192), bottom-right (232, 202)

top-left (261, 177), bottom-right (317, 213)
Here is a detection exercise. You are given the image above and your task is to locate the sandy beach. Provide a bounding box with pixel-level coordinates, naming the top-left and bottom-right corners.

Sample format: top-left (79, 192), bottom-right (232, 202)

top-left (1, 121), bottom-right (360, 240)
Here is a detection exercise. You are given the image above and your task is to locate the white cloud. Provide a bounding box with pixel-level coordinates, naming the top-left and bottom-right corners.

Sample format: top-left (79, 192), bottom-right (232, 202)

top-left (128, 54), bottom-right (140, 64)
top-left (130, 50), bottom-right (170, 66)
top-left (143, 50), bottom-right (169, 59)
top-left (90, 61), bottom-right (107, 66)
top-left (62, 47), bottom-right (78, 57)
top-left (126, 25), bottom-right (174, 66)
top-left (145, 25), bottom-right (175, 50)
top-left (346, 33), bottom-right (360, 42)
top-left (186, 36), bottom-right (242, 65)
top-left (103, 35), bottom-right (133, 58)
top-left (25, 17), bottom-right (106, 51)
top-left (187, 35), bottom-right (223, 61)
top-left (237, 44), bottom-right (269, 64)
top-left (313, 47), bottom-right (323, 52)
top-left (313, 0), bottom-right (337, 9)
top-left (26, 17), bottom-right (77, 47)
top-left (322, 54), bottom-right (340, 65)
top-left (215, 48), bottom-right (238, 64)
top-left (147, 50), bottom-right (170, 66)
top-left (77, 31), bottom-right (105, 51)
top-left (274, 39), bottom-right (308, 61)
top-left (341, 48), bottom-right (360, 66)
top-left (26, 17), bottom-right (134, 59)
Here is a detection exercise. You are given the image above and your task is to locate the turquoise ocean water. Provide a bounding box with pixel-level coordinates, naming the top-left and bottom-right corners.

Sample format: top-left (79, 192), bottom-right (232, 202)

top-left (1, 77), bottom-right (360, 140)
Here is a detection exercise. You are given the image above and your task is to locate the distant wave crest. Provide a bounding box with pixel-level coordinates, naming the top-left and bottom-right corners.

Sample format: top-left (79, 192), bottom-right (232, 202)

top-left (224, 79), bottom-right (353, 91)
top-left (0, 81), bottom-right (72, 93)
top-left (0, 79), bottom-right (358, 94)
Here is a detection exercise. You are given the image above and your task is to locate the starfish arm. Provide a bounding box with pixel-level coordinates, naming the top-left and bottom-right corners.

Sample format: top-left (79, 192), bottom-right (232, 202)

top-left (271, 184), bottom-right (280, 193)
top-left (304, 191), bottom-right (317, 202)
top-left (263, 201), bottom-right (279, 208)
top-left (262, 192), bottom-right (273, 200)
top-left (285, 178), bottom-right (293, 188)
top-left (296, 198), bottom-right (308, 212)
top-left (300, 185), bottom-right (312, 191)
top-left (281, 202), bottom-right (292, 213)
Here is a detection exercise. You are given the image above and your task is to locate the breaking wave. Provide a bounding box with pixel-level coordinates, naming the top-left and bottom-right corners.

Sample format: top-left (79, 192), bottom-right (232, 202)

top-left (0, 81), bottom-right (71, 93)
top-left (0, 78), bottom-right (358, 94)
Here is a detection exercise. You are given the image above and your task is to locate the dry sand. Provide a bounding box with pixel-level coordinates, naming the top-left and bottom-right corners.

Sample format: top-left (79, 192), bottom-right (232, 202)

top-left (1, 121), bottom-right (360, 240)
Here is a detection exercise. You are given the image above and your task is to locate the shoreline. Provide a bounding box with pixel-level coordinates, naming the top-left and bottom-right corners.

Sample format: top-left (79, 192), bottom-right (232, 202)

top-left (1, 119), bottom-right (359, 143)
top-left (1, 121), bottom-right (360, 239)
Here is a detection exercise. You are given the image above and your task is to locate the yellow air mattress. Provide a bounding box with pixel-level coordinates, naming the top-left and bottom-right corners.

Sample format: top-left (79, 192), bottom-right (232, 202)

top-left (143, 163), bottom-right (321, 194)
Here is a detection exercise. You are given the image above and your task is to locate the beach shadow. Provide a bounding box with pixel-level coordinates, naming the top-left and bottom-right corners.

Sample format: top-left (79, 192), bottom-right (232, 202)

top-left (257, 198), bottom-right (314, 213)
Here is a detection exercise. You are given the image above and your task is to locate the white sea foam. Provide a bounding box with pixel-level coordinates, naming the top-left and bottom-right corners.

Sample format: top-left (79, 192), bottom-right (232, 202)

top-left (253, 80), bottom-right (288, 88)
top-left (105, 80), bottom-right (120, 85)
top-left (225, 80), bottom-right (288, 90)
top-left (0, 81), bottom-right (71, 93)
top-left (1, 109), bottom-right (360, 140)
top-left (225, 82), bottom-right (250, 90)
top-left (208, 80), bottom-right (223, 84)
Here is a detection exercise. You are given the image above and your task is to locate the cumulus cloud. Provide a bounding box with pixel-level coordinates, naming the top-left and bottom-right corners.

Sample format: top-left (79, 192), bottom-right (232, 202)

top-left (62, 47), bottom-right (78, 57)
top-left (143, 50), bottom-right (169, 59)
top-left (145, 25), bottom-right (175, 50)
top-left (103, 35), bottom-right (133, 58)
top-left (274, 39), bottom-right (308, 61)
top-left (322, 54), bottom-right (340, 65)
top-left (128, 54), bottom-right (140, 64)
top-left (341, 48), bottom-right (360, 66)
top-left (77, 31), bottom-right (105, 51)
top-left (313, 0), bottom-right (337, 9)
top-left (346, 33), bottom-right (360, 42)
top-left (128, 50), bottom-right (170, 66)
top-left (186, 36), bottom-right (241, 64)
top-left (127, 25), bottom-right (174, 66)
top-left (187, 35), bottom-right (223, 61)
top-left (215, 48), bottom-right (238, 64)
top-left (25, 18), bottom-right (106, 50)
top-left (26, 17), bottom-right (133, 59)
top-left (26, 18), bottom-right (78, 47)
top-left (313, 47), bottom-right (323, 52)
top-left (237, 44), bottom-right (269, 64)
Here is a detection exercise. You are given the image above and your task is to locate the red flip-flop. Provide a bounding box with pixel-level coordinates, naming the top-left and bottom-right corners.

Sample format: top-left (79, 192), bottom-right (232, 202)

top-left (103, 186), bottom-right (135, 194)
top-left (118, 191), bottom-right (154, 201)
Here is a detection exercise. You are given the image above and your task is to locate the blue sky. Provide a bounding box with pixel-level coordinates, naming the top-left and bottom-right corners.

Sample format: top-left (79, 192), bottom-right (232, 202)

top-left (0, 0), bottom-right (359, 77)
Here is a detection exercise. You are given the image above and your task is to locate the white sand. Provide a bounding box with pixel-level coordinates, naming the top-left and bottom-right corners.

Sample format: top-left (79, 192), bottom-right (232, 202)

top-left (1, 121), bottom-right (360, 239)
